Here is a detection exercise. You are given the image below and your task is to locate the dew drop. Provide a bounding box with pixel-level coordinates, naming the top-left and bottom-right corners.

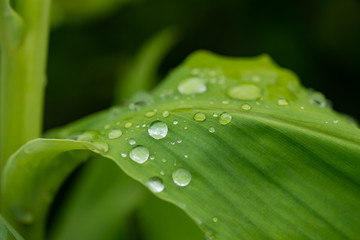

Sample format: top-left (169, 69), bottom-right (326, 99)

top-left (241, 103), bottom-right (251, 111)
top-left (108, 129), bottom-right (122, 139)
top-left (213, 113), bottom-right (218, 117)
top-left (146, 177), bottom-right (164, 193)
top-left (160, 170), bottom-right (165, 176)
top-left (121, 153), bottom-right (127, 158)
top-left (219, 113), bottom-right (232, 125)
top-left (222, 100), bottom-right (229, 104)
top-left (212, 217), bottom-right (218, 223)
top-left (178, 77), bottom-right (207, 95)
top-left (173, 120), bottom-right (178, 125)
top-left (128, 139), bottom-right (136, 145)
top-left (129, 146), bottom-right (149, 164)
top-left (277, 98), bottom-right (289, 106)
top-left (209, 127), bottom-right (215, 133)
top-left (145, 111), bottom-right (156, 117)
top-left (333, 120), bottom-right (339, 124)
top-left (148, 121), bottom-right (168, 140)
top-left (77, 131), bottom-right (98, 141)
top-left (103, 124), bottom-right (111, 130)
top-left (172, 168), bottom-right (192, 187)
top-left (125, 122), bottom-right (132, 128)
top-left (193, 112), bottom-right (206, 122)
top-left (227, 84), bottom-right (261, 100)
top-left (162, 111), bottom-right (169, 118)
top-left (92, 141), bottom-right (109, 154)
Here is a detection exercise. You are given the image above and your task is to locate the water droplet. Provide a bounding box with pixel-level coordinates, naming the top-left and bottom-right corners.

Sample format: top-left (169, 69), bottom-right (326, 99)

top-left (129, 146), bottom-right (149, 164)
top-left (146, 177), bottom-right (164, 193)
top-left (184, 154), bottom-right (188, 158)
top-left (108, 129), bottom-right (122, 139)
top-left (115, 121), bottom-right (121, 125)
top-left (160, 170), bottom-right (165, 175)
top-left (150, 155), bottom-right (155, 160)
top-left (145, 111), bottom-right (156, 117)
top-left (222, 100), bottom-right (229, 105)
top-left (92, 141), bottom-right (109, 154)
top-left (125, 122), bottom-right (132, 128)
top-left (212, 217), bottom-right (218, 223)
top-left (178, 77), bottom-right (207, 95)
top-left (104, 124), bottom-right (111, 130)
top-left (213, 113), bottom-right (218, 117)
top-left (161, 158), bottom-right (167, 163)
top-left (277, 98), bottom-right (289, 106)
top-left (172, 168), bottom-right (192, 187)
top-left (241, 104), bottom-right (251, 111)
top-left (77, 131), bottom-right (97, 141)
top-left (170, 141), bottom-right (175, 145)
top-left (193, 112), bottom-right (206, 122)
top-left (209, 127), bottom-right (215, 133)
top-left (219, 113), bottom-right (232, 125)
top-left (121, 153), bottom-right (127, 158)
top-left (148, 121), bottom-right (168, 140)
top-left (128, 139), bottom-right (136, 145)
top-left (242, 69), bottom-right (277, 84)
top-left (300, 106), bottom-right (305, 110)
top-left (308, 90), bottom-right (329, 108)
top-left (184, 126), bottom-right (188, 130)
top-left (162, 111), bottom-right (169, 117)
top-left (177, 139), bottom-right (182, 143)
top-left (333, 120), bottom-right (339, 124)
top-left (173, 120), bottom-right (178, 125)
top-left (227, 84), bottom-right (261, 100)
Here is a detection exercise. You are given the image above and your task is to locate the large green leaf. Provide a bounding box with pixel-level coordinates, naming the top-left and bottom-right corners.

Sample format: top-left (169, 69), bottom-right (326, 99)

top-left (1, 51), bottom-right (360, 240)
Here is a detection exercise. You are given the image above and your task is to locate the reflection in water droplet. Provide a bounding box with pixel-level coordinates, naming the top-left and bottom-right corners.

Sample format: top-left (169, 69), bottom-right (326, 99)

top-left (148, 121), bottom-right (168, 140)
top-left (108, 129), bottom-right (122, 139)
top-left (178, 77), bottom-right (207, 95)
top-left (193, 112), bottom-right (206, 122)
top-left (277, 99), bottom-right (289, 106)
top-left (227, 84), bottom-right (261, 100)
top-left (209, 127), bottom-right (215, 133)
top-left (241, 104), bottom-right (251, 111)
top-left (146, 177), bottom-right (164, 193)
top-left (219, 113), bottom-right (232, 125)
top-left (128, 139), bottom-right (136, 145)
top-left (172, 168), bottom-right (192, 187)
top-left (129, 146), bottom-right (149, 164)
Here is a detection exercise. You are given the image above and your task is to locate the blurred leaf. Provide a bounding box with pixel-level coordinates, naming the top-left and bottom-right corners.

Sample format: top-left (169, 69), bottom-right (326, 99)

top-left (0, 214), bottom-right (24, 240)
top-left (115, 27), bottom-right (180, 104)
top-left (1, 51), bottom-right (360, 240)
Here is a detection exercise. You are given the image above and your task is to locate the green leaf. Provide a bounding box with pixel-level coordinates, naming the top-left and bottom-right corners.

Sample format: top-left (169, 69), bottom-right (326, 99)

top-left (0, 214), bottom-right (24, 240)
top-left (1, 51), bottom-right (360, 240)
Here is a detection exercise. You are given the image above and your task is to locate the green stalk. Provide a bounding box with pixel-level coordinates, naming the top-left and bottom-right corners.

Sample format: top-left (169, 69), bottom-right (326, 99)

top-left (0, 0), bottom-right (51, 172)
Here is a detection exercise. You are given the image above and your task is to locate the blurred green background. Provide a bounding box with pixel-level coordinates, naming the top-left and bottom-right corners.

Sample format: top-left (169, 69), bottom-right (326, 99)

top-left (44, 0), bottom-right (360, 131)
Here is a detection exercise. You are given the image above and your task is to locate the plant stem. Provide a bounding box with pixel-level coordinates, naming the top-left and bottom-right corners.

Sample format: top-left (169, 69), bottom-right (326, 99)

top-left (0, 0), bottom-right (51, 172)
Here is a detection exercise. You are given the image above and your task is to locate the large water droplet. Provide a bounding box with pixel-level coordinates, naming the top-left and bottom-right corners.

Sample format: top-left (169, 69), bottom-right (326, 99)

top-left (108, 129), bottom-right (122, 139)
top-left (129, 146), bottom-right (149, 164)
top-left (146, 177), bottom-right (165, 193)
top-left (193, 112), bottom-right (206, 122)
top-left (227, 84), bottom-right (261, 100)
top-left (148, 121), bottom-right (168, 140)
top-left (172, 168), bottom-right (192, 187)
top-left (178, 77), bottom-right (207, 95)
top-left (219, 113), bottom-right (232, 125)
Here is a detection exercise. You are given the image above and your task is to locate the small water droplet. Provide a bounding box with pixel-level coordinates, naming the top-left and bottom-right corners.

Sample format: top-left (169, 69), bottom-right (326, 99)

top-left (300, 106), bottom-right (305, 110)
top-left (209, 127), bottom-right (215, 133)
top-left (77, 131), bottom-right (98, 141)
top-left (125, 122), bottom-right (132, 128)
top-left (193, 112), bottom-right (206, 122)
top-left (128, 139), bottom-right (136, 145)
top-left (160, 170), bottom-right (165, 175)
top-left (184, 126), bottom-right (188, 130)
top-left (184, 154), bottom-right (188, 158)
top-left (213, 113), bottom-right (218, 117)
top-left (162, 111), bottom-right (169, 117)
top-left (333, 120), bottom-right (339, 124)
top-left (108, 129), bottom-right (122, 139)
top-left (222, 100), bottom-right (229, 104)
top-left (177, 139), bottom-right (182, 143)
top-left (173, 120), bottom-right (178, 125)
top-left (277, 99), bottom-right (289, 106)
top-left (178, 77), bottom-right (207, 95)
top-left (219, 113), bottom-right (232, 125)
top-left (148, 121), bottom-right (168, 140)
top-left (104, 124), bottom-right (111, 130)
top-left (150, 155), bottom-right (155, 160)
top-left (146, 177), bottom-right (164, 193)
top-left (121, 153), bottom-right (127, 158)
top-left (227, 84), bottom-right (261, 100)
top-left (115, 121), bottom-right (121, 125)
top-left (145, 111), bottom-right (156, 117)
top-left (129, 146), bottom-right (149, 164)
top-left (172, 168), bottom-right (192, 187)
top-left (170, 141), bottom-right (175, 145)
top-left (161, 158), bottom-right (167, 163)
top-left (241, 104), bottom-right (251, 111)
top-left (92, 141), bottom-right (109, 154)
top-left (212, 217), bottom-right (218, 223)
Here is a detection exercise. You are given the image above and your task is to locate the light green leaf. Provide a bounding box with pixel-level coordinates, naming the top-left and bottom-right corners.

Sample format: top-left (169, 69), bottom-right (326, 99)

top-left (0, 214), bottom-right (24, 240)
top-left (1, 51), bottom-right (360, 240)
